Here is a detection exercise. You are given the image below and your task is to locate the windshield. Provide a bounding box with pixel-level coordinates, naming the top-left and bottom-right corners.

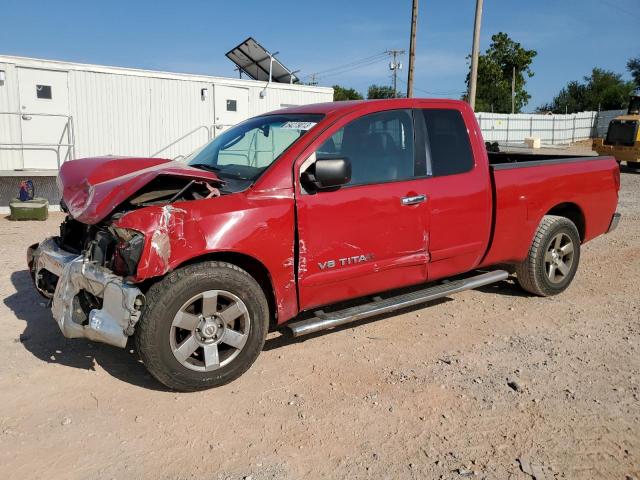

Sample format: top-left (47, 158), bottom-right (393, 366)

top-left (187, 113), bottom-right (324, 182)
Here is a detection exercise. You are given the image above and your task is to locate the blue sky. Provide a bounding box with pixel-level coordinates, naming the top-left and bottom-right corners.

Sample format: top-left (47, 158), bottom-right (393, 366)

top-left (1, 0), bottom-right (638, 111)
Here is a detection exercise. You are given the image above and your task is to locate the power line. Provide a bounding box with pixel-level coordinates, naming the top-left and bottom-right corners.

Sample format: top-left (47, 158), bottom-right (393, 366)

top-left (312, 57), bottom-right (389, 81)
top-left (307, 52), bottom-right (387, 76)
top-left (302, 52), bottom-right (388, 82)
top-left (397, 77), bottom-right (461, 97)
top-left (600, 0), bottom-right (640, 21)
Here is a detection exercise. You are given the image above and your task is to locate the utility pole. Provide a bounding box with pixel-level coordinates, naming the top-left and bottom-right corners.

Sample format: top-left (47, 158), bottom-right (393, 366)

top-left (309, 73), bottom-right (318, 86)
top-left (468, 0), bottom-right (484, 110)
top-left (386, 49), bottom-right (405, 97)
top-left (407, 0), bottom-right (418, 98)
top-left (511, 65), bottom-right (516, 114)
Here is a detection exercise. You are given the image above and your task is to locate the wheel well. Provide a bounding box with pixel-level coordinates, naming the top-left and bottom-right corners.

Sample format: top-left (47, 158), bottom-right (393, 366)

top-left (180, 252), bottom-right (278, 330)
top-left (546, 203), bottom-right (585, 241)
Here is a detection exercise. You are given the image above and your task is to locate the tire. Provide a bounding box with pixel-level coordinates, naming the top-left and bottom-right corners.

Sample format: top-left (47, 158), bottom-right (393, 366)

top-left (135, 261), bottom-right (269, 391)
top-left (515, 215), bottom-right (581, 297)
top-left (627, 161), bottom-right (640, 169)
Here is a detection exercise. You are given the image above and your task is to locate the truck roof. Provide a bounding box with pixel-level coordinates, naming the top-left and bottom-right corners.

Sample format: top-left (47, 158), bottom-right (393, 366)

top-left (267, 98), bottom-right (470, 117)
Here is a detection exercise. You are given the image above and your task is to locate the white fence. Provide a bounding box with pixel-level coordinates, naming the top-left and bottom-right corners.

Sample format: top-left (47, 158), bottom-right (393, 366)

top-left (476, 111), bottom-right (598, 145)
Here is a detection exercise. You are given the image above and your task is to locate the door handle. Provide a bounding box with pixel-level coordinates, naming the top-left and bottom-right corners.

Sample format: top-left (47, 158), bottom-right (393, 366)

top-left (22, 115), bottom-right (32, 121)
top-left (401, 194), bottom-right (427, 205)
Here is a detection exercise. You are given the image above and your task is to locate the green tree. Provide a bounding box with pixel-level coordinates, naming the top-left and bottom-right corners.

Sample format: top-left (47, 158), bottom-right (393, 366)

top-left (367, 84), bottom-right (398, 99)
top-left (464, 32), bottom-right (537, 113)
top-left (332, 85), bottom-right (363, 101)
top-left (540, 68), bottom-right (636, 113)
top-left (628, 56), bottom-right (640, 87)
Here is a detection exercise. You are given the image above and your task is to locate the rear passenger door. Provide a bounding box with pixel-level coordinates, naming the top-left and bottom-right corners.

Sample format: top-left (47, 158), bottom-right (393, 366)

top-left (295, 108), bottom-right (430, 310)
top-left (415, 107), bottom-right (492, 280)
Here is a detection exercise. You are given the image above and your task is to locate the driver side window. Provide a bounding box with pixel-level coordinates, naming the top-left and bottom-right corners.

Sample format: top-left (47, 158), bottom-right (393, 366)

top-left (316, 109), bottom-right (415, 186)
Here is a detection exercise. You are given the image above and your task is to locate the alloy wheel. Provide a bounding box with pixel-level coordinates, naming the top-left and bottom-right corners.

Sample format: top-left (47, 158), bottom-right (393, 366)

top-left (544, 233), bottom-right (575, 284)
top-left (170, 290), bottom-right (250, 372)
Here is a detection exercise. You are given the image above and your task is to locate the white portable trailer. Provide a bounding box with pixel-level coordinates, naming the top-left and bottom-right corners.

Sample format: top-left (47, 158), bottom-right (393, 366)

top-left (0, 55), bottom-right (332, 206)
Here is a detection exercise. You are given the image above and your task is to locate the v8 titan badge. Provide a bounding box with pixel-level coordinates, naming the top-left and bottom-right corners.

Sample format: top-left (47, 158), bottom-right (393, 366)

top-left (318, 254), bottom-right (374, 270)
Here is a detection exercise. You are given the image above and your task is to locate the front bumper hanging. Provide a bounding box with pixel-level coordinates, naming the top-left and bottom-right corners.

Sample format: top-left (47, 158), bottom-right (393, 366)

top-left (28, 237), bottom-right (144, 348)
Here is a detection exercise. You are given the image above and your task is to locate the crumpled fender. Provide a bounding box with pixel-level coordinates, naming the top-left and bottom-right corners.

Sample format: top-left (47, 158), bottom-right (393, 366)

top-left (112, 189), bottom-right (299, 323)
top-left (58, 156), bottom-right (222, 224)
top-left (114, 204), bottom-right (194, 278)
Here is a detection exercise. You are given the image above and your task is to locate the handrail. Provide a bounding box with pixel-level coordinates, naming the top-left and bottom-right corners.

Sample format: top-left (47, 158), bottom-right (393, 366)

top-left (56, 121), bottom-right (72, 164)
top-left (0, 111), bottom-right (76, 168)
top-left (151, 125), bottom-right (212, 158)
top-left (0, 146), bottom-right (63, 167)
top-left (211, 123), bottom-right (236, 134)
top-left (0, 111), bottom-right (73, 118)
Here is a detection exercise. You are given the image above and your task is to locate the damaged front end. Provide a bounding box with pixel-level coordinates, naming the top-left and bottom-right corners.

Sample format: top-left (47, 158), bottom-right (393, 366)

top-left (28, 226), bottom-right (145, 348)
top-left (27, 157), bottom-right (224, 349)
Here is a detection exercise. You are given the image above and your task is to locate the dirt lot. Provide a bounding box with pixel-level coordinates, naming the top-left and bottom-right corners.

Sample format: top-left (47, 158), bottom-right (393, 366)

top-left (1, 168), bottom-right (639, 480)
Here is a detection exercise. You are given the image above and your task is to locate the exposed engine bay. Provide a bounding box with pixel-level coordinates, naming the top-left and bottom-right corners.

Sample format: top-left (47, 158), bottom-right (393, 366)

top-left (28, 174), bottom-right (223, 349)
top-left (121, 175), bottom-right (220, 208)
top-left (56, 215), bottom-right (144, 278)
top-left (57, 175), bottom-right (221, 278)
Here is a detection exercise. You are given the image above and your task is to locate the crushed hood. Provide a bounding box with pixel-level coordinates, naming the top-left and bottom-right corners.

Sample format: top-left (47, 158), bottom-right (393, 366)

top-left (58, 156), bottom-right (222, 224)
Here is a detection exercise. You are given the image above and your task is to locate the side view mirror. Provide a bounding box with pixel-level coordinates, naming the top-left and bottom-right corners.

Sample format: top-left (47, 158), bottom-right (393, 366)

top-left (302, 157), bottom-right (352, 191)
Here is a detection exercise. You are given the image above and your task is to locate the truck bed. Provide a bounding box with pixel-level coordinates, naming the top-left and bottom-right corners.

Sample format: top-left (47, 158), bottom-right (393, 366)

top-left (488, 151), bottom-right (594, 168)
top-left (479, 153), bottom-right (619, 268)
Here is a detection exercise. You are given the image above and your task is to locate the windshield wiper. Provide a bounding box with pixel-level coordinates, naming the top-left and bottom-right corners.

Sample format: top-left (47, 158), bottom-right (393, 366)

top-left (189, 163), bottom-right (221, 172)
top-left (191, 163), bottom-right (257, 181)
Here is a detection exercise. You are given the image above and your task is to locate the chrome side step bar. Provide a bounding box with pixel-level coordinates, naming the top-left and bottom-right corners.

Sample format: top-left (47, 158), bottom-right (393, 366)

top-left (287, 270), bottom-right (509, 337)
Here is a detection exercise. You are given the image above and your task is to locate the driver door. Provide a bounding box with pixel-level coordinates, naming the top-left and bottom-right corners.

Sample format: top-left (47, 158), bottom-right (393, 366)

top-left (295, 108), bottom-right (429, 310)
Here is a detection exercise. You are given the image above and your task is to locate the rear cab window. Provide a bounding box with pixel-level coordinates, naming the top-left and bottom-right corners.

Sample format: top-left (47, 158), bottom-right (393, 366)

top-left (419, 109), bottom-right (474, 177)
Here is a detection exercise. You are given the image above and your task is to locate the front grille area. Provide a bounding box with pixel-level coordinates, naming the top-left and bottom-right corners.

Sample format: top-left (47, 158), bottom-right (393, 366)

top-left (605, 120), bottom-right (638, 147)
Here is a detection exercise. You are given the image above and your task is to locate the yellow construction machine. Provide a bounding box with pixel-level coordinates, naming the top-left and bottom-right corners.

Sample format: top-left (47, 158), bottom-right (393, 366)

top-left (593, 93), bottom-right (640, 168)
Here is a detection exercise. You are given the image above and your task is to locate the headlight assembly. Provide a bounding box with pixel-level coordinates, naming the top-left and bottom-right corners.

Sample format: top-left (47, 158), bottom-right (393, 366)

top-left (110, 227), bottom-right (145, 277)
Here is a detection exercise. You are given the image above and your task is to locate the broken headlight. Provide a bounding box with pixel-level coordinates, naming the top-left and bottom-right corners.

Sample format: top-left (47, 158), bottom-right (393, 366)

top-left (110, 227), bottom-right (145, 277)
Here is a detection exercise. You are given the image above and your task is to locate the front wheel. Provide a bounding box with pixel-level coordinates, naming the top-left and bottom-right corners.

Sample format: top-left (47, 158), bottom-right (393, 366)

top-left (515, 215), bottom-right (581, 296)
top-left (136, 261), bottom-right (269, 391)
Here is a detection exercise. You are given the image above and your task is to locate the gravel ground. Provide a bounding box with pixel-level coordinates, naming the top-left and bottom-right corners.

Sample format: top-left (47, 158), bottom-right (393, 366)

top-left (0, 166), bottom-right (638, 480)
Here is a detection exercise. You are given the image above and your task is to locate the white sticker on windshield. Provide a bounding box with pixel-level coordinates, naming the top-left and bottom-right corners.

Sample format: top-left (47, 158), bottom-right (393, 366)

top-left (281, 121), bottom-right (317, 130)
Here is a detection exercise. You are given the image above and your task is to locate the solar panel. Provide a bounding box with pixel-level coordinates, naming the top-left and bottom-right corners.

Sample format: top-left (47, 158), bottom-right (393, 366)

top-left (226, 37), bottom-right (298, 84)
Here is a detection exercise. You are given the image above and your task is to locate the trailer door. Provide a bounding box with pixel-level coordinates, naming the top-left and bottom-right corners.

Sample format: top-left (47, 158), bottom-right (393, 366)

top-left (17, 67), bottom-right (71, 170)
top-left (213, 84), bottom-right (249, 136)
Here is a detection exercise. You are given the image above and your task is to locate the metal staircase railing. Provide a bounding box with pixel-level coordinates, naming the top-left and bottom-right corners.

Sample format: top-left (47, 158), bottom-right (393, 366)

top-left (151, 125), bottom-right (212, 159)
top-left (0, 111), bottom-right (76, 169)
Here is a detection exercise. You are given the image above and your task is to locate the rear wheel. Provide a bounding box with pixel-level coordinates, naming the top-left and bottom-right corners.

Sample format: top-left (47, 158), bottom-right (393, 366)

top-left (136, 261), bottom-right (269, 391)
top-left (515, 215), bottom-right (581, 296)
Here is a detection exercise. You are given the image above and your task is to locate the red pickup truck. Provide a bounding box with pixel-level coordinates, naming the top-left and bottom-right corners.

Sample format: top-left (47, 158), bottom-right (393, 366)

top-left (28, 99), bottom-right (620, 391)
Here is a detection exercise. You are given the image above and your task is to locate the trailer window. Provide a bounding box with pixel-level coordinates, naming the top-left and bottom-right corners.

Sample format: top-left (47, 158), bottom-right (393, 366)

top-left (36, 85), bottom-right (52, 99)
top-left (421, 109), bottom-right (473, 177)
